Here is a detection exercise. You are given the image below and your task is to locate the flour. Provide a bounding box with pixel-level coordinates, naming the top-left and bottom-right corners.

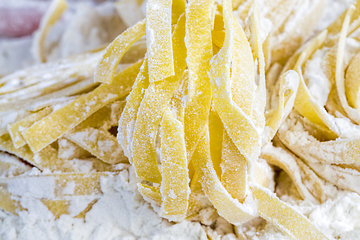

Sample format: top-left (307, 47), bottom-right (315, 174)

top-left (304, 48), bottom-right (331, 106)
top-left (0, 167), bottom-right (209, 240)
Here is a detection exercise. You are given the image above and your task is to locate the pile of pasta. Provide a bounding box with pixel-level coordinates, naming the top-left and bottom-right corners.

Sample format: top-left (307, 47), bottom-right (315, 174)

top-left (268, 1), bottom-right (360, 203)
top-left (2, 0), bottom-right (360, 239)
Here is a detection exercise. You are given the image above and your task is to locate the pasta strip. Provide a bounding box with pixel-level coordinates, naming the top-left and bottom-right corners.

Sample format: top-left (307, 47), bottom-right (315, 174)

top-left (0, 51), bottom-right (100, 93)
top-left (325, 0), bottom-right (360, 45)
top-left (160, 108), bottom-right (189, 221)
top-left (74, 199), bottom-right (99, 219)
top-left (184, 0), bottom-right (214, 159)
top-left (95, 20), bottom-right (146, 84)
top-left (43, 198), bottom-right (99, 219)
top-left (212, 30), bottom-right (225, 49)
top-left (264, 0), bottom-right (296, 34)
top-left (75, 103), bottom-right (113, 130)
top-left (192, 126), bottom-right (255, 225)
top-left (65, 127), bottom-right (127, 164)
top-left (261, 144), bottom-right (319, 203)
top-left (345, 52), bottom-right (360, 111)
top-left (75, 100), bottom-right (125, 131)
top-left (306, 161), bottom-right (360, 194)
top-left (186, 172), bottom-right (212, 219)
top-left (221, 131), bottom-right (247, 203)
top-left (250, 183), bottom-right (329, 240)
top-left (233, 0), bottom-right (252, 22)
top-left (231, 15), bottom-right (255, 117)
top-left (0, 153), bottom-right (31, 177)
top-left (41, 199), bottom-right (71, 218)
top-left (115, 0), bottom-right (145, 28)
top-left (214, 0), bottom-right (255, 202)
top-left (282, 135), bottom-right (360, 164)
top-left (0, 109), bottom-right (31, 137)
top-left (209, 108), bottom-right (223, 178)
top-left (0, 134), bottom-right (73, 172)
top-left (170, 70), bottom-right (188, 123)
top-left (131, 14), bottom-right (187, 183)
top-left (264, 70), bottom-right (299, 144)
top-left (220, 7), bottom-right (253, 197)
top-left (278, 114), bottom-right (360, 165)
top-left (232, 0), bottom-right (245, 10)
top-left (295, 158), bottom-right (327, 203)
top-left (209, 0), bottom-right (260, 163)
top-left (146, 0), bottom-right (174, 82)
top-left (22, 61), bottom-right (142, 153)
top-left (57, 138), bottom-right (91, 160)
top-left (270, 0), bottom-right (326, 65)
top-left (251, 2), bottom-right (266, 130)
top-left (8, 107), bottom-right (53, 149)
top-left (292, 30), bottom-right (330, 127)
top-left (1, 183), bottom-right (97, 219)
top-left (0, 55), bottom-right (101, 102)
top-left (0, 172), bottom-right (114, 198)
top-left (335, 5), bottom-right (360, 124)
top-left (33, 0), bottom-right (68, 63)
top-left (0, 79), bottom-right (97, 113)
top-left (0, 187), bottom-right (22, 215)
top-left (172, 0), bottom-right (186, 25)
top-left (138, 183), bottom-right (162, 206)
top-left (117, 59), bottom-right (149, 159)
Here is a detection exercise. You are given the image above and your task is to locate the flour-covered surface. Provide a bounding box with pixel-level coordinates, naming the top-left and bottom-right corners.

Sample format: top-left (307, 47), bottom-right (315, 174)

top-left (1, 0), bottom-right (360, 239)
top-left (0, 167), bottom-right (210, 240)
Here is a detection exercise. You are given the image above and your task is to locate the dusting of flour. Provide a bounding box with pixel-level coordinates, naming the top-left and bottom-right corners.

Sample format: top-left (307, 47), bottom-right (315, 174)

top-left (0, 167), bottom-right (208, 240)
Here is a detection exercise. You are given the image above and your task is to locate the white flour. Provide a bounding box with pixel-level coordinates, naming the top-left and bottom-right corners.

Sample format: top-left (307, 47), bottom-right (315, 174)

top-left (0, 167), bottom-right (209, 240)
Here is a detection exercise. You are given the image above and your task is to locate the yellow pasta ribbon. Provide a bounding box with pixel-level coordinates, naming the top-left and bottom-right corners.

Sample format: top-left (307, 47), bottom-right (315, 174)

top-left (0, 134), bottom-right (73, 172)
top-left (282, 133), bottom-right (360, 164)
top-left (8, 107), bottom-right (53, 149)
top-left (95, 20), bottom-right (146, 84)
top-left (250, 183), bottom-right (329, 240)
top-left (172, 0), bottom-right (186, 25)
top-left (57, 138), bottom-right (91, 160)
top-left (292, 30), bottom-right (329, 127)
top-left (131, 14), bottom-right (187, 183)
top-left (0, 187), bottom-right (22, 215)
top-left (138, 183), bottom-right (162, 206)
top-left (345, 52), bottom-right (360, 111)
top-left (192, 126), bottom-right (255, 225)
top-left (335, 5), bottom-right (360, 124)
top-left (325, 0), bottom-right (360, 45)
top-left (160, 108), bottom-right (189, 221)
top-left (209, 0), bottom-right (260, 163)
top-left (184, 0), bottom-right (214, 159)
top-left (261, 144), bottom-right (322, 203)
top-left (65, 127), bottom-right (127, 165)
top-left (22, 60), bottom-right (142, 153)
top-left (0, 172), bottom-right (114, 197)
top-left (40, 198), bottom-right (98, 219)
top-left (250, 1), bottom-right (266, 130)
top-left (264, 70), bottom-right (299, 144)
top-left (208, 108), bottom-right (223, 178)
top-left (146, 0), bottom-right (174, 82)
top-left (117, 59), bottom-right (149, 159)
top-left (221, 131), bottom-right (247, 203)
top-left (306, 161), bottom-right (360, 195)
top-left (33, 0), bottom-right (68, 63)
